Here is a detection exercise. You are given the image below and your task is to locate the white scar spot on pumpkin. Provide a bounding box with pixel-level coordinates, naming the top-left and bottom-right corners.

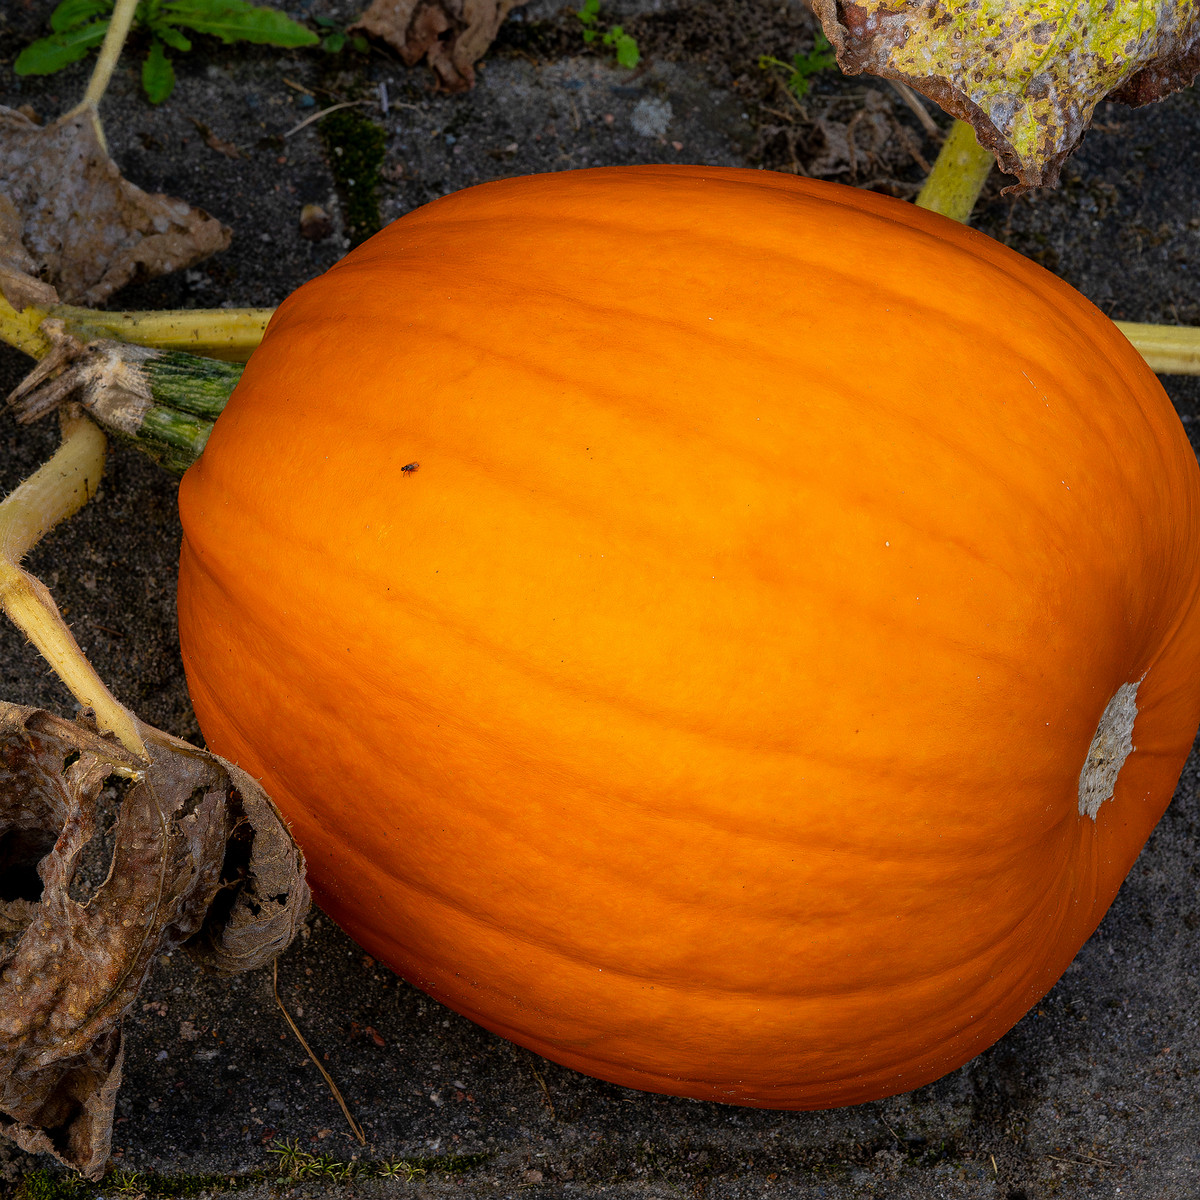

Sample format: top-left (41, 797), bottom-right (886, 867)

top-left (1078, 680), bottom-right (1142, 820)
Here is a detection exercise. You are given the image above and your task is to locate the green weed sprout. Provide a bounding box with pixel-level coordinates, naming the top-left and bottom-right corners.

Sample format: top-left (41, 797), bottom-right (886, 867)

top-left (15, 0), bottom-right (319, 104)
top-left (378, 1159), bottom-right (427, 1182)
top-left (313, 14), bottom-right (369, 55)
top-left (266, 1140), bottom-right (355, 1183)
top-left (265, 1140), bottom-right (441, 1184)
top-left (577, 0), bottom-right (640, 70)
top-left (759, 32), bottom-right (838, 100)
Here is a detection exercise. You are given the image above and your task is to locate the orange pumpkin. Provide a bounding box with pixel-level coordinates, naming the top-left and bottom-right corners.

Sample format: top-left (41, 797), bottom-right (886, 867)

top-left (176, 166), bottom-right (1200, 1107)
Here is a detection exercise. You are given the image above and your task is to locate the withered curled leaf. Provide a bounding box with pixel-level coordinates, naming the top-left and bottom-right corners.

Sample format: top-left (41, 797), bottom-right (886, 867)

top-left (0, 106), bottom-right (231, 309)
top-left (185, 757), bottom-right (311, 976)
top-left (0, 703), bottom-right (308, 1179)
top-left (811, 0), bottom-right (1200, 188)
top-left (351, 0), bottom-right (526, 92)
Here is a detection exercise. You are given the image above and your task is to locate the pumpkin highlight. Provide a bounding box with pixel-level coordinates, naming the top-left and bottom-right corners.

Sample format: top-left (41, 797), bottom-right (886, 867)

top-left (176, 166), bottom-right (1200, 1107)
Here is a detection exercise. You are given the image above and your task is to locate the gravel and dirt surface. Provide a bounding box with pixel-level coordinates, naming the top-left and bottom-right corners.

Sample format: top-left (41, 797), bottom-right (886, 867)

top-left (1, 1), bottom-right (1199, 1197)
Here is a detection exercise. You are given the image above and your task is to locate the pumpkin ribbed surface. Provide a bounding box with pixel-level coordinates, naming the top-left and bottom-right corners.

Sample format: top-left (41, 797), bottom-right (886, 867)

top-left (177, 166), bottom-right (1200, 1107)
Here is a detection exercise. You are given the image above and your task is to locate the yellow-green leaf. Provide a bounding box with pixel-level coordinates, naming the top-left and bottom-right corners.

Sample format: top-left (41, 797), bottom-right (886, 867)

top-left (811, 0), bottom-right (1200, 188)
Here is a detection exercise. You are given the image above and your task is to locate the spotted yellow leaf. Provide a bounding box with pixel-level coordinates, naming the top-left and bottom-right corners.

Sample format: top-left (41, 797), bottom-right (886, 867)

top-left (811, 0), bottom-right (1200, 188)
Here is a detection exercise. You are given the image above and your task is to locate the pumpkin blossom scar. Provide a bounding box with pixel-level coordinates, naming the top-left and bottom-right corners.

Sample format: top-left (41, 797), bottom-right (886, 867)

top-left (1078, 678), bottom-right (1142, 820)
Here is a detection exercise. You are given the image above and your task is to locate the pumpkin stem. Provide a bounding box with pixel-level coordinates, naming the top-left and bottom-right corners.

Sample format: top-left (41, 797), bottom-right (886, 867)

top-left (914, 119), bottom-right (995, 224)
top-left (0, 410), bottom-right (148, 757)
top-left (6, 328), bottom-right (240, 475)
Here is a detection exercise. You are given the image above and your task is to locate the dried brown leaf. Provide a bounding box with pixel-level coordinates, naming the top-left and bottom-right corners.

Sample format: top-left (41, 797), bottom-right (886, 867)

top-left (0, 194), bottom-right (58, 312)
top-left (0, 703), bottom-right (308, 1179)
top-left (189, 118), bottom-right (243, 161)
top-left (185, 757), bottom-right (310, 976)
top-left (351, 0), bottom-right (527, 92)
top-left (807, 91), bottom-right (895, 181)
top-left (811, 0), bottom-right (1200, 189)
top-left (0, 106), bottom-right (231, 309)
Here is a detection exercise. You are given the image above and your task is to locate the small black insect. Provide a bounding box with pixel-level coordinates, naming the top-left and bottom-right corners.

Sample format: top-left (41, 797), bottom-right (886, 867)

top-left (401, 461), bottom-right (419, 474)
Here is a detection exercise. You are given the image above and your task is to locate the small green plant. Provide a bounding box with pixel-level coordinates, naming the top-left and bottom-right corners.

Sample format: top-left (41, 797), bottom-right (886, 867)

top-left (267, 1138), bottom-right (312, 1178)
top-left (759, 31), bottom-right (839, 100)
top-left (378, 1159), bottom-right (427, 1181)
top-left (18, 1170), bottom-right (90, 1200)
top-left (21, 1166), bottom-right (267, 1199)
top-left (15, 0), bottom-right (319, 104)
top-left (265, 1141), bottom-right (484, 1186)
top-left (313, 14), bottom-right (369, 55)
top-left (266, 1139), bottom-right (357, 1182)
top-left (576, 0), bottom-right (639, 69)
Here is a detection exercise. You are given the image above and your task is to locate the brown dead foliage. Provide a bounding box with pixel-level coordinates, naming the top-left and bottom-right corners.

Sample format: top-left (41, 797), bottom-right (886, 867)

top-left (0, 703), bottom-right (308, 1179)
top-left (352, 0), bottom-right (527, 92)
top-left (0, 106), bottom-right (230, 309)
top-left (754, 80), bottom-right (940, 197)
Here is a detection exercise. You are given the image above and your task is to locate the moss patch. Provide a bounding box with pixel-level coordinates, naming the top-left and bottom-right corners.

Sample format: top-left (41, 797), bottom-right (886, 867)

top-left (16, 1168), bottom-right (263, 1199)
top-left (12, 1150), bottom-right (488, 1200)
top-left (319, 108), bottom-right (387, 247)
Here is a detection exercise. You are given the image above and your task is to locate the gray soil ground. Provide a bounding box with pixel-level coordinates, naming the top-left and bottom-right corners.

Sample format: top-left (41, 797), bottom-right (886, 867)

top-left (1, 2), bottom-right (1199, 1198)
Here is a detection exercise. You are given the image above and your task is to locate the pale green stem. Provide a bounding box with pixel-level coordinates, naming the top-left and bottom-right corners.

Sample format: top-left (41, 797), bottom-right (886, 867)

top-left (79, 0), bottom-right (141, 110)
top-left (915, 119), bottom-right (996, 224)
top-left (0, 415), bottom-right (148, 757)
top-left (0, 291), bottom-right (271, 362)
top-left (65, 0), bottom-right (143, 149)
top-left (1112, 322), bottom-right (1200, 376)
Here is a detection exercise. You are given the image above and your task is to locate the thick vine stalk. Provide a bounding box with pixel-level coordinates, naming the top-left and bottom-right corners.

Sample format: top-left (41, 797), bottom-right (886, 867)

top-left (0, 414), bottom-right (147, 756)
top-left (0, 293), bottom-right (271, 362)
top-left (914, 119), bottom-right (996, 224)
top-left (1114, 322), bottom-right (1200, 376)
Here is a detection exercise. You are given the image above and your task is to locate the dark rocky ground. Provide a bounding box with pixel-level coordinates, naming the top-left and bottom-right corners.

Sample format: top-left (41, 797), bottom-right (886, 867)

top-left (1, 1), bottom-right (1199, 1197)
